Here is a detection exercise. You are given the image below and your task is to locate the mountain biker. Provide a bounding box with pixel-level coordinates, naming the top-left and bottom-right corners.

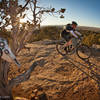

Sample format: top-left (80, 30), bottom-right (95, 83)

top-left (61, 21), bottom-right (82, 41)
top-left (61, 21), bottom-right (83, 51)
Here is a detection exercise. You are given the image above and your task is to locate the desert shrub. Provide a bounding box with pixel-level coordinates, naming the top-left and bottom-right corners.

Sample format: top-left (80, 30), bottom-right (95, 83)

top-left (82, 34), bottom-right (96, 46)
top-left (29, 26), bottom-right (62, 42)
top-left (95, 34), bottom-right (100, 45)
top-left (77, 29), bottom-right (100, 46)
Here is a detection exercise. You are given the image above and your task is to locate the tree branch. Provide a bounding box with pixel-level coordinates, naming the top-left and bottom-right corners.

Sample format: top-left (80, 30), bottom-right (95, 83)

top-left (29, 1), bottom-right (34, 12)
top-left (8, 60), bottom-right (38, 88)
top-left (18, 0), bottom-right (30, 14)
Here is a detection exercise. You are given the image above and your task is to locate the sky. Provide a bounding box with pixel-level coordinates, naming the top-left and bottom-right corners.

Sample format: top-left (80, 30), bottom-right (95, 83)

top-left (37, 0), bottom-right (100, 27)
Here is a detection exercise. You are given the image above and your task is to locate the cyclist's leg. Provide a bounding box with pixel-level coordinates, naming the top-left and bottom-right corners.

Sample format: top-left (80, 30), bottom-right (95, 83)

top-left (61, 34), bottom-right (73, 52)
top-left (63, 35), bottom-right (71, 45)
top-left (64, 37), bottom-right (72, 51)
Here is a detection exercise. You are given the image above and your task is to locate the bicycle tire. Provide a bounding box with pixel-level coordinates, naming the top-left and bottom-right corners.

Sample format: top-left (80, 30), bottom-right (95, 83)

top-left (56, 43), bottom-right (66, 56)
top-left (76, 44), bottom-right (91, 59)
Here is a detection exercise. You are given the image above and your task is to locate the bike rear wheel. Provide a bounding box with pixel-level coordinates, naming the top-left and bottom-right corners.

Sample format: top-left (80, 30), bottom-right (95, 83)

top-left (76, 44), bottom-right (91, 59)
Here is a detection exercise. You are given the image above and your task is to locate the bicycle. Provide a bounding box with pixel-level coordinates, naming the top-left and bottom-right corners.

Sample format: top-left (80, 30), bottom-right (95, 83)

top-left (56, 37), bottom-right (92, 59)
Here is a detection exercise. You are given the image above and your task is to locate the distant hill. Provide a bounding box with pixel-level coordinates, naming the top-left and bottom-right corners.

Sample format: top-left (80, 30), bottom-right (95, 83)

top-left (77, 26), bottom-right (100, 32)
top-left (41, 25), bottom-right (100, 32)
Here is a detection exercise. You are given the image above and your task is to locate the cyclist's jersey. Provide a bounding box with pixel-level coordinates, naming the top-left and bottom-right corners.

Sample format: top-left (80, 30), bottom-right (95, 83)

top-left (61, 24), bottom-right (81, 39)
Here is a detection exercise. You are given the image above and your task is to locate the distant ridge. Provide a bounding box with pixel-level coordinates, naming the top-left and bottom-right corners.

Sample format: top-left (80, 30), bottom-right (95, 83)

top-left (41, 25), bottom-right (100, 32)
top-left (77, 26), bottom-right (100, 32)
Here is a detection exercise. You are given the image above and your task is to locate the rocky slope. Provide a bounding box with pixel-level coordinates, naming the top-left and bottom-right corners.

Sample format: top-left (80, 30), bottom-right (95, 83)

top-left (9, 40), bottom-right (100, 100)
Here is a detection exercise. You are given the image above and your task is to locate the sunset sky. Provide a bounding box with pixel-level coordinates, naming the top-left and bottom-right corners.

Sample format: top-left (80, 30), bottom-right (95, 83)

top-left (20, 0), bottom-right (100, 27)
top-left (41, 0), bottom-right (100, 27)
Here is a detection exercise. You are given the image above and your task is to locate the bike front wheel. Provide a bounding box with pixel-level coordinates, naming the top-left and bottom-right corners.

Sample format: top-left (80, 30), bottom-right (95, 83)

top-left (76, 44), bottom-right (91, 59)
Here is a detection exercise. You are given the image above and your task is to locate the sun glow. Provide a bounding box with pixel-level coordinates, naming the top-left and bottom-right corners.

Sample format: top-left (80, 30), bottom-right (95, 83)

top-left (20, 18), bottom-right (27, 23)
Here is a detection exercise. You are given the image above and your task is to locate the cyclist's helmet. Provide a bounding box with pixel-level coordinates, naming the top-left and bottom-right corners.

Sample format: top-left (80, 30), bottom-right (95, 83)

top-left (72, 21), bottom-right (78, 26)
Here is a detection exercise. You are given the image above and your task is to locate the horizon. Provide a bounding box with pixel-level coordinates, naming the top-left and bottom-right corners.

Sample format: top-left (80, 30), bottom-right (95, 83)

top-left (6, 24), bottom-right (100, 31)
top-left (41, 24), bottom-right (100, 29)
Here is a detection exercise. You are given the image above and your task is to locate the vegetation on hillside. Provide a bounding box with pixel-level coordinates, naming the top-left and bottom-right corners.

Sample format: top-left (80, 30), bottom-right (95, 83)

top-left (0, 26), bottom-right (100, 46)
top-left (29, 26), bottom-right (100, 46)
top-left (29, 26), bottom-right (62, 42)
top-left (78, 29), bottom-right (100, 46)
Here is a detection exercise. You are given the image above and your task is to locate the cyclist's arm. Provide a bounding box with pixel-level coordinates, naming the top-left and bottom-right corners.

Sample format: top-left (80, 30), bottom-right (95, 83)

top-left (75, 31), bottom-right (82, 36)
top-left (70, 30), bottom-right (78, 38)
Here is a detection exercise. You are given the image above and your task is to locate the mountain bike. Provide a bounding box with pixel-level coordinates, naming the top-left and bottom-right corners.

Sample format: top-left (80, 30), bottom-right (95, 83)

top-left (56, 37), bottom-right (92, 59)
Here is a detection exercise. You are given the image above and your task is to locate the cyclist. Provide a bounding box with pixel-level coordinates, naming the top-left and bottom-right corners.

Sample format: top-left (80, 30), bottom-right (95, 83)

top-left (61, 21), bottom-right (82, 51)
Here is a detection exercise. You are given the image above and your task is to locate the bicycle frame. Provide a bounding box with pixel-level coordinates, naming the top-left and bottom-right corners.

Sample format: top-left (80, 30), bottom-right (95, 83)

top-left (64, 38), bottom-right (82, 55)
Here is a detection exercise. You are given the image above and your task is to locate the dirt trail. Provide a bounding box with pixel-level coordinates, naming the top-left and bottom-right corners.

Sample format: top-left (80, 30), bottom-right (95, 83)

top-left (10, 40), bottom-right (100, 100)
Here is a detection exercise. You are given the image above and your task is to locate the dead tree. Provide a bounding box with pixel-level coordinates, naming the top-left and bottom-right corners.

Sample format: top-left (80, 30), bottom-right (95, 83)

top-left (0, 37), bottom-right (38, 99)
top-left (0, 57), bottom-right (38, 99)
top-left (0, 0), bottom-right (66, 99)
